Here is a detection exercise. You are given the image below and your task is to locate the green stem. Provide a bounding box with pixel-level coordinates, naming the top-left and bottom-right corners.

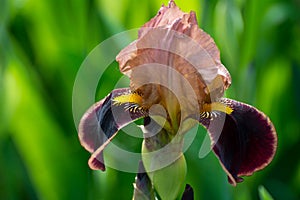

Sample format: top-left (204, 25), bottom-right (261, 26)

top-left (141, 118), bottom-right (187, 200)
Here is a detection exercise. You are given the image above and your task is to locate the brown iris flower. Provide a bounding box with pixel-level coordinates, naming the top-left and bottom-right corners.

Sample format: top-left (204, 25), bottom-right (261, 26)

top-left (78, 1), bottom-right (277, 199)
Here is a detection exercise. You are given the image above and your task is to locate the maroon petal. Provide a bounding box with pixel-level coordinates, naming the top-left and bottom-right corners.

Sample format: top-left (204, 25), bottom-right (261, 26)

top-left (198, 98), bottom-right (277, 185)
top-left (78, 88), bottom-right (147, 170)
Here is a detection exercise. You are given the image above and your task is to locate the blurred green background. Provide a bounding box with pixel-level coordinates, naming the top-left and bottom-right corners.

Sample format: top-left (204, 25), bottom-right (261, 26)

top-left (1, 0), bottom-right (300, 199)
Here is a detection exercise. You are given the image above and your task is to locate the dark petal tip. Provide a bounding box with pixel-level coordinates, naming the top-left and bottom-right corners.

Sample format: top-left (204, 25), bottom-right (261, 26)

top-left (88, 155), bottom-right (106, 171)
top-left (228, 176), bottom-right (243, 185)
top-left (181, 184), bottom-right (194, 200)
top-left (199, 98), bottom-right (277, 185)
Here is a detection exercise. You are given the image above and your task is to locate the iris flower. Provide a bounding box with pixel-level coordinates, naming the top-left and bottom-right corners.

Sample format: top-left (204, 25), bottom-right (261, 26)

top-left (78, 1), bottom-right (277, 199)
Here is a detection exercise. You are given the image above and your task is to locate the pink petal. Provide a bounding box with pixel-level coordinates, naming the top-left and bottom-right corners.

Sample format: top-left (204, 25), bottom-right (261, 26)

top-left (116, 1), bottom-right (231, 108)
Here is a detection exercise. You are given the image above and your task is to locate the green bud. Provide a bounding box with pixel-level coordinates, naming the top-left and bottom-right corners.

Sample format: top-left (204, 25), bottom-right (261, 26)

top-left (142, 140), bottom-right (187, 200)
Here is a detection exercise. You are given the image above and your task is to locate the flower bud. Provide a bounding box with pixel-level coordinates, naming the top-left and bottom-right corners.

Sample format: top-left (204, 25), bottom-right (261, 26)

top-left (142, 140), bottom-right (187, 200)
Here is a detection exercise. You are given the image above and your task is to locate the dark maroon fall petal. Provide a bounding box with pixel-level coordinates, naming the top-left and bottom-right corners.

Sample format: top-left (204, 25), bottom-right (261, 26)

top-left (198, 98), bottom-right (277, 186)
top-left (78, 88), bottom-right (147, 170)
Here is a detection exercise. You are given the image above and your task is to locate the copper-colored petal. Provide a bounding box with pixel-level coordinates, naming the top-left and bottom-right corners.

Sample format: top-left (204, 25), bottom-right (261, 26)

top-left (78, 88), bottom-right (147, 170)
top-left (198, 98), bottom-right (277, 185)
top-left (116, 1), bottom-right (231, 109)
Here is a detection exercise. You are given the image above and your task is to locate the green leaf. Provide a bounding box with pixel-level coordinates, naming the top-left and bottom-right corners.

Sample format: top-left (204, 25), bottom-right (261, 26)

top-left (258, 186), bottom-right (274, 200)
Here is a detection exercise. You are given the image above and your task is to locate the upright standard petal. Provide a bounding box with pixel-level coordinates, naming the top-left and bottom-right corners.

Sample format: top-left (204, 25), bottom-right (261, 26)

top-left (78, 88), bottom-right (147, 170)
top-left (198, 98), bottom-right (277, 185)
top-left (116, 1), bottom-right (231, 112)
